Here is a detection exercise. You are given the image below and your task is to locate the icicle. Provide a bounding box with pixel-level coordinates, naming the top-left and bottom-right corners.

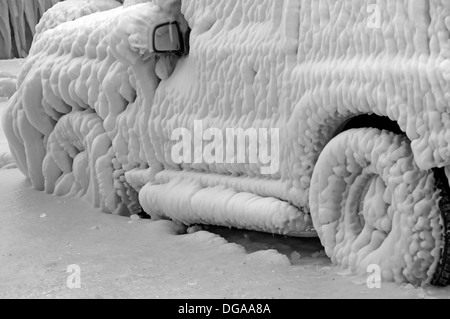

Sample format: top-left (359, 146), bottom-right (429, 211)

top-left (0, 0), bottom-right (69, 58)
top-left (37, 0), bottom-right (47, 16)
top-left (7, 0), bottom-right (22, 57)
top-left (23, 0), bottom-right (38, 37)
top-left (0, 0), bottom-right (12, 58)
top-left (15, 0), bottom-right (28, 57)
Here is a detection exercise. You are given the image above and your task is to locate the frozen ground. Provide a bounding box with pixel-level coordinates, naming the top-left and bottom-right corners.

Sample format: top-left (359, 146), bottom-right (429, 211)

top-left (0, 59), bottom-right (25, 76)
top-left (1, 59), bottom-right (450, 299)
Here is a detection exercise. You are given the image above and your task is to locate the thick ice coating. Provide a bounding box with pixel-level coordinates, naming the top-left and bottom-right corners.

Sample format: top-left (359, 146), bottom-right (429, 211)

top-left (3, 1), bottom-right (177, 215)
top-left (4, 0), bottom-right (450, 284)
top-left (310, 129), bottom-right (442, 285)
top-left (148, 0), bottom-right (450, 208)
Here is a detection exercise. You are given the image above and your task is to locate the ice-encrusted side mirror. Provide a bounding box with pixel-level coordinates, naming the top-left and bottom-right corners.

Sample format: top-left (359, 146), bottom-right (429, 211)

top-left (153, 21), bottom-right (188, 56)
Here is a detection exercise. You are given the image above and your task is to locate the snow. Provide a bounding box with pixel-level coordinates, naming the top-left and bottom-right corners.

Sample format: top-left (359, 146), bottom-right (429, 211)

top-left (0, 58), bottom-right (25, 75)
top-left (1, 168), bottom-right (450, 298)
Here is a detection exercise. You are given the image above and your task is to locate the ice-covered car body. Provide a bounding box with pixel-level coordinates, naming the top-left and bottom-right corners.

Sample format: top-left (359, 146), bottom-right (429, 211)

top-left (4, 0), bottom-right (450, 285)
top-left (145, 0), bottom-right (450, 233)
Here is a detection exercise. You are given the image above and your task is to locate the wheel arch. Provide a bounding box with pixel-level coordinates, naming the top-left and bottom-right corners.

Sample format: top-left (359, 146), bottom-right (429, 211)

top-left (330, 113), bottom-right (405, 139)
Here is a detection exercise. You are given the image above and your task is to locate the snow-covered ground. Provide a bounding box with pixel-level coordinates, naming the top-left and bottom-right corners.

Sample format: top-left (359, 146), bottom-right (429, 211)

top-left (0, 59), bottom-right (25, 76)
top-left (1, 60), bottom-right (450, 299)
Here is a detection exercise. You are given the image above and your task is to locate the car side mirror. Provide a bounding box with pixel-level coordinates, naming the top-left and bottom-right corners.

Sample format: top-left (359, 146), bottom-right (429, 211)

top-left (153, 22), bottom-right (186, 56)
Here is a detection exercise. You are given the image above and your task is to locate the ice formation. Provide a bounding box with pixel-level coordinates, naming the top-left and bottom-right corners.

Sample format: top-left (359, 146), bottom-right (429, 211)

top-left (4, 0), bottom-right (450, 284)
top-left (0, 72), bottom-right (16, 99)
top-left (0, 1), bottom-right (123, 59)
top-left (309, 129), bottom-right (442, 285)
top-left (245, 249), bottom-right (292, 267)
top-left (0, 153), bottom-right (14, 169)
top-left (0, 0), bottom-right (60, 58)
top-left (33, 0), bottom-right (122, 43)
top-left (4, 0), bottom-right (177, 216)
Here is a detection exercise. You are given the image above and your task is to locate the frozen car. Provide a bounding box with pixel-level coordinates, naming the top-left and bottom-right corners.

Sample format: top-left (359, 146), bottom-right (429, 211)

top-left (3, 0), bottom-right (450, 286)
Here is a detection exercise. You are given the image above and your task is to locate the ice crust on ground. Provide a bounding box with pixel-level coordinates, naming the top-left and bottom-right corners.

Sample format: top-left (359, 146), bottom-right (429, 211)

top-left (245, 249), bottom-right (292, 266)
top-left (4, 167), bottom-right (441, 299)
top-left (4, 0), bottom-right (450, 284)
